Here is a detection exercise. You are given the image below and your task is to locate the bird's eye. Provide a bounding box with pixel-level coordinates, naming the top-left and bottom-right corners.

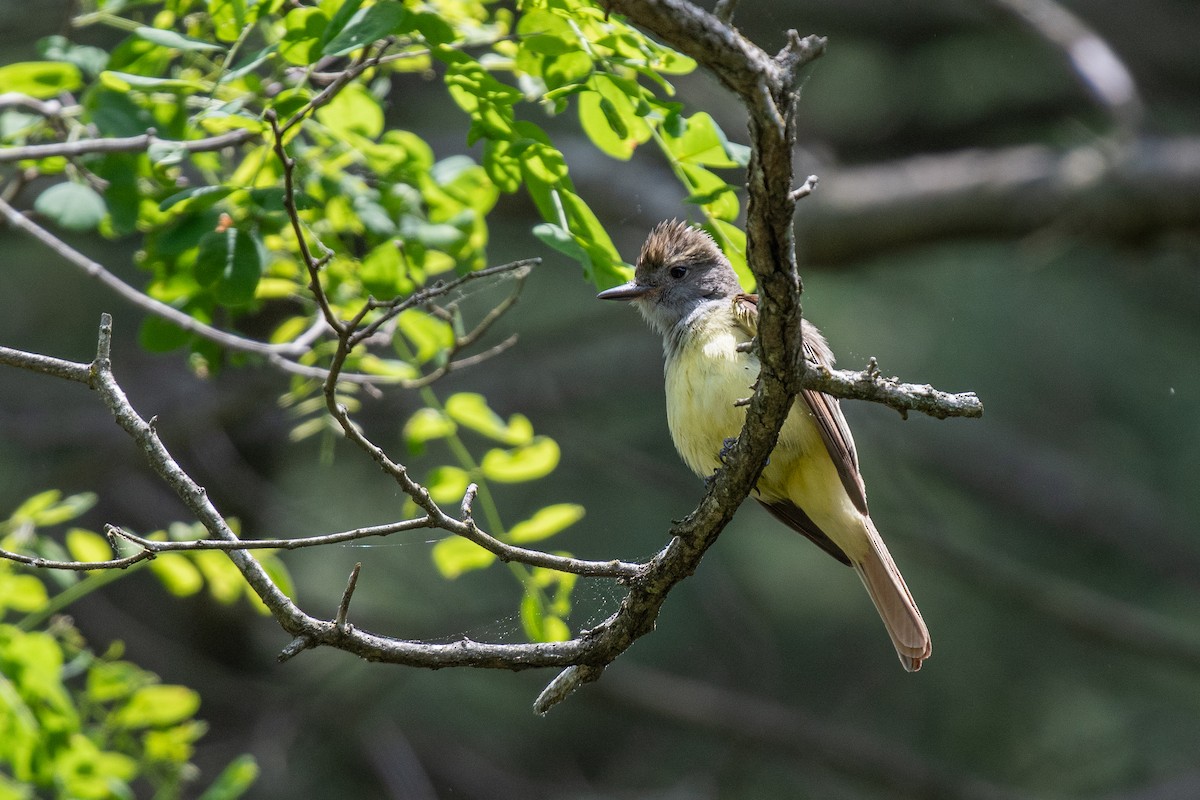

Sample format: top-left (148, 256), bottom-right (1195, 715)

top-left (669, 265), bottom-right (688, 280)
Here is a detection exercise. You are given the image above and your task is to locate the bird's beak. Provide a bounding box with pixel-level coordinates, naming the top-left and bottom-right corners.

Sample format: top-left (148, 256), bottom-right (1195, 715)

top-left (596, 280), bottom-right (651, 301)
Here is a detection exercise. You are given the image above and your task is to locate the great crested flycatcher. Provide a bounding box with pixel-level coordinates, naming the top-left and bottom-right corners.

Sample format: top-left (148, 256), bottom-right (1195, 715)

top-left (598, 219), bottom-right (931, 671)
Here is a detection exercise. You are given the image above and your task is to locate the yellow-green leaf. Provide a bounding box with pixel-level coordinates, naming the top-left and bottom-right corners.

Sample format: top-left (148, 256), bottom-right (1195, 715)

top-left (149, 553), bottom-right (204, 597)
top-left (541, 615), bottom-right (571, 642)
top-left (397, 309), bottom-right (453, 363)
top-left (403, 408), bottom-right (457, 452)
top-left (112, 685), bottom-right (200, 729)
top-left (480, 437), bottom-right (560, 483)
top-left (0, 574), bottom-right (49, 613)
top-left (66, 529), bottom-right (112, 563)
top-left (315, 82), bottom-right (384, 139)
top-left (508, 504), bottom-right (584, 544)
top-left (426, 466), bottom-right (470, 504)
top-left (0, 61), bottom-right (82, 98)
top-left (444, 393), bottom-right (533, 445)
top-left (431, 536), bottom-right (495, 578)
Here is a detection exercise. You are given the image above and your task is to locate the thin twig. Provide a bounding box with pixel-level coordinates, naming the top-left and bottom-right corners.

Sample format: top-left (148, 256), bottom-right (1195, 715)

top-left (336, 562), bottom-right (362, 629)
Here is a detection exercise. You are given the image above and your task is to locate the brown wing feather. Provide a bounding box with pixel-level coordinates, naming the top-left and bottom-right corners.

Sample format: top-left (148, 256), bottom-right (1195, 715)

top-left (756, 499), bottom-right (852, 565)
top-left (734, 293), bottom-right (869, 515)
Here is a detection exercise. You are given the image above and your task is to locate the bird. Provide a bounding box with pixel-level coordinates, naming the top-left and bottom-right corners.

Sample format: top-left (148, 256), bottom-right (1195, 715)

top-left (597, 219), bottom-right (931, 671)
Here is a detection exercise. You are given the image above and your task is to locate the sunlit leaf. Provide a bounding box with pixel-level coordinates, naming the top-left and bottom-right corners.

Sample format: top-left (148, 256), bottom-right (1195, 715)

top-left (12, 490), bottom-right (97, 527)
top-left (196, 754), bottom-right (260, 800)
top-left (65, 528), bottom-right (112, 563)
top-left (322, 2), bottom-right (409, 56)
top-left (480, 437), bottom-right (560, 483)
top-left (403, 408), bottom-right (457, 452)
top-left (112, 685), bottom-right (201, 729)
top-left (426, 466), bottom-right (470, 504)
top-left (444, 393), bottom-right (533, 445)
top-left (507, 504), bottom-right (585, 544)
top-left (0, 61), bottom-right (82, 98)
top-left (134, 26), bottom-right (225, 52)
top-left (431, 536), bottom-right (495, 579)
top-left (315, 82), bottom-right (384, 139)
top-left (0, 574), bottom-right (49, 614)
top-left (397, 309), bottom-right (453, 363)
top-left (149, 553), bottom-right (204, 597)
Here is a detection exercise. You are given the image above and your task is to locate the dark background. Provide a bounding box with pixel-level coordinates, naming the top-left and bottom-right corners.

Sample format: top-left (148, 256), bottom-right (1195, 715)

top-left (2, 1), bottom-right (1199, 797)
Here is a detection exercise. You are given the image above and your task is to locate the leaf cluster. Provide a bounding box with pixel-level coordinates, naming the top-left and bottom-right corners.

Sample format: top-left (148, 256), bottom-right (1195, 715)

top-left (0, 491), bottom-right (262, 799)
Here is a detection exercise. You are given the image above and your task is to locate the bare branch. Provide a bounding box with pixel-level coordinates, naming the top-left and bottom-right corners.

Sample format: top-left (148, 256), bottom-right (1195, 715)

top-left (803, 358), bottom-right (983, 420)
top-left (336, 562), bottom-right (362, 630)
top-left (789, 173), bottom-right (819, 201)
top-left (0, 344), bottom-right (92, 384)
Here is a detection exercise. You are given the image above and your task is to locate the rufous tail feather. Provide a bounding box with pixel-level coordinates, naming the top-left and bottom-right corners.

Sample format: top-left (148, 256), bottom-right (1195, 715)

top-left (852, 518), bottom-right (931, 672)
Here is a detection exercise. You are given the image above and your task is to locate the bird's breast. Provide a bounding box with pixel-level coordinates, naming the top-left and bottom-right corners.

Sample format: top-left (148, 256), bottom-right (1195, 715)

top-left (662, 311), bottom-right (828, 497)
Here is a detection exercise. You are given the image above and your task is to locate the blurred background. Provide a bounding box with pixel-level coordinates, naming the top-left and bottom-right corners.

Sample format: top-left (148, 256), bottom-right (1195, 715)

top-left (3, 0), bottom-right (1199, 797)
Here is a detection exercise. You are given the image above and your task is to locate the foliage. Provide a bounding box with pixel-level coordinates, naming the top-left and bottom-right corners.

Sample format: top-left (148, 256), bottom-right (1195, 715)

top-left (0, 491), bottom-right (262, 799)
top-left (0, 0), bottom-right (749, 642)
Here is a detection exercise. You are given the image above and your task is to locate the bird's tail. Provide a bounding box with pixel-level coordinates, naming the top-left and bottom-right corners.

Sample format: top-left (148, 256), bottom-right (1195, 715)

top-left (852, 518), bottom-right (931, 672)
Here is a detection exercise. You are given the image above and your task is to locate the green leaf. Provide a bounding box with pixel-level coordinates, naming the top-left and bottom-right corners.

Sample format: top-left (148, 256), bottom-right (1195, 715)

top-left (663, 111), bottom-right (741, 168)
top-left (426, 466), bottom-right (470, 504)
top-left (134, 26), bottom-right (225, 52)
top-left (315, 82), bottom-right (384, 139)
top-left (403, 408), bottom-right (457, 452)
top-left (0, 61), bottom-right (82, 99)
top-left (112, 685), bottom-right (200, 729)
top-left (578, 74), bottom-right (651, 160)
top-left (0, 574), bottom-right (49, 614)
top-left (483, 139), bottom-right (522, 193)
top-left (322, 2), bottom-right (409, 56)
top-left (542, 615), bottom-right (571, 642)
top-left (139, 316), bottom-right (190, 353)
top-left (86, 659), bottom-right (149, 704)
top-left (480, 437), bottom-right (560, 483)
top-left (38, 35), bottom-right (109, 77)
top-left (149, 553), bottom-right (205, 596)
top-left (444, 393), bottom-right (533, 445)
top-left (397, 309), bottom-right (453, 363)
top-left (158, 185), bottom-right (234, 213)
top-left (194, 228), bottom-right (263, 306)
top-left (431, 536), bottom-right (495, 579)
top-left (280, 6), bottom-right (330, 65)
top-left (532, 222), bottom-right (588, 265)
top-left (65, 529), bottom-right (112, 563)
top-left (192, 550), bottom-right (244, 604)
top-left (34, 182), bottom-right (107, 232)
top-left (507, 504), bottom-right (585, 544)
top-left (12, 490), bottom-right (97, 527)
top-left (197, 754), bottom-right (260, 800)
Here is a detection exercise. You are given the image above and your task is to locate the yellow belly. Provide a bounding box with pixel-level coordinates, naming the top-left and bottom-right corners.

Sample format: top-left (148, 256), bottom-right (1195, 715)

top-left (663, 308), bottom-right (867, 558)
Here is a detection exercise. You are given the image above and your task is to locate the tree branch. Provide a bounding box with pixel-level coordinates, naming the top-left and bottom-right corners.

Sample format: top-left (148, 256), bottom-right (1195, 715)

top-left (0, 128), bottom-right (258, 163)
top-left (804, 358), bottom-right (983, 420)
top-left (798, 137), bottom-right (1200, 264)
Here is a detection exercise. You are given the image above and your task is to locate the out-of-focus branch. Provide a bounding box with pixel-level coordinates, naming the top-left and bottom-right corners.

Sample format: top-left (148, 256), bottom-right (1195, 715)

top-left (0, 128), bottom-right (257, 163)
top-left (986, 0), bottom-right (1142, 135)
top-left (605, 666), bottom-right (1026, 800)
top-left (798, 138), bottom-right (1200, 264)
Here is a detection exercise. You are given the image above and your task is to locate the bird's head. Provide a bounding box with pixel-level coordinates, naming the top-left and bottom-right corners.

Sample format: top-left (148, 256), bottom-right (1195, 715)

top-left (597, 220), bottom-right (741, 336)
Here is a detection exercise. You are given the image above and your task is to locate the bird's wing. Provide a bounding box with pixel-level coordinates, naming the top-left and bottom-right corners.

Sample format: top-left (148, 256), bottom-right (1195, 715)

top-left (733, 293), bottom-right (869, 517)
